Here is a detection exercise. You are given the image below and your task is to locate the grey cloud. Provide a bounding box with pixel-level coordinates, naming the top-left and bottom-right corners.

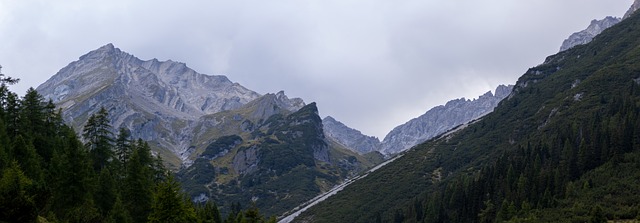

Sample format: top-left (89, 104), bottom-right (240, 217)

top-left (0, 0), bottom-right (632, 138)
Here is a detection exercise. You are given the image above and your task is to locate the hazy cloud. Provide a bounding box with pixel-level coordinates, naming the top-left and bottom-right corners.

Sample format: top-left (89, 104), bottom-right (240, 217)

top-left (0, 0), bottom-right (632, 138)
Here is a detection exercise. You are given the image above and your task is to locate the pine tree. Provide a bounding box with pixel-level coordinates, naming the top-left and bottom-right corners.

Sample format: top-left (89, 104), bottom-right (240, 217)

top-left (0, 161), bottom-right (37, 223)
top-left (83, 107), bottom-right (114, 171)
top-left (0, 65), bottom-right (19, 118)
top-left (123, 140), bottom-right (155, 223)
top-left (11, 135), bottom-right (43, 184)
top-left (148, 175), bottom-right (197, 223)
top-left (50, 127), bottom-right (97, 220)
top-left (106, 195), bottom-right (133, 223)
top-left (115, 127), bottom-right (132, 170)
top-left (95, 168), bottom-right (117, 217)
top-left (197, 201), bottom-right (222, 223)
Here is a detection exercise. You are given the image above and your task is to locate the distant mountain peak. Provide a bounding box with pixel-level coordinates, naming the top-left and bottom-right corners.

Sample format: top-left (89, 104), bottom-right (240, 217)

top-left (36, 44), bottom-right (261, 163)
top-left (624, 0), bottom-right (640, 19)
top-left (379, 85), bottom-right (514, 155)
top-left (559, 16), bottom-right (621, 52)
top-left (322, 116), bottom-right (380, 154)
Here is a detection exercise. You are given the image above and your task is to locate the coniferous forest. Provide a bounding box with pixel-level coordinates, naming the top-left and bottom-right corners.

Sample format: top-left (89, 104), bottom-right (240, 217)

top-left (0, 73), bottom-right (275, 222)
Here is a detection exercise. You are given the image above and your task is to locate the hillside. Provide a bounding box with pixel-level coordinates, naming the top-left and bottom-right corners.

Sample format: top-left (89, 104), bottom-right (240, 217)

top-left (295, 6), bottom-right (640, 223)
top-left (178, 102), bottom-right (381, 217)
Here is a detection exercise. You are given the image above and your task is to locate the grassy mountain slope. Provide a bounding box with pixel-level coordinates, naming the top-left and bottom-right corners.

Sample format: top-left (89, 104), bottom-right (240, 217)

top-left (295, 11), bottom-right (640, 223)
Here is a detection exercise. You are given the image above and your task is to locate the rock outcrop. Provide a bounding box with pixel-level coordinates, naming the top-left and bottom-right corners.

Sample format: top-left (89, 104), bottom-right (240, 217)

top-left (559, 16), bottom-right (621, 52)
top-left (322, 116), bottom-right (380, 154)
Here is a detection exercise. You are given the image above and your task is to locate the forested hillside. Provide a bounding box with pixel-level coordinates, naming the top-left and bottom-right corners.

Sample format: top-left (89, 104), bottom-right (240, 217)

top-left (296, 7), bottom-right (640, 223)
top-left (0, 74), bottom-right (274, 222)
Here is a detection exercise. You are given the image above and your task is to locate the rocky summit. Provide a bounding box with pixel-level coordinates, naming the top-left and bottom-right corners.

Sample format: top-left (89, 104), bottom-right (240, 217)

top-left (379, 85), bottom-right (513, 155)
top-left (322, 116), bottom-right (380, 154)
top-left (559, 16), bottom-right (621, 52)
top-left (624, 0), bottom-right (640, 19)
top-left (35, 44), bottom-right (302, 166)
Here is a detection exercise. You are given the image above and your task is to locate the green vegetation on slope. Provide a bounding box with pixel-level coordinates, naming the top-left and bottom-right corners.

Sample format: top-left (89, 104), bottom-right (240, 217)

top-left (297, 10), bottom-right (640, 223)
top-left (179, 103), bottom-right (382, 217)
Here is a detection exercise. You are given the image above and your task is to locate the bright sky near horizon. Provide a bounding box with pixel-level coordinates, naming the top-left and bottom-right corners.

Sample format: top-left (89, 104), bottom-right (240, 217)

top-left (0, 0), bottom-right (633, 139)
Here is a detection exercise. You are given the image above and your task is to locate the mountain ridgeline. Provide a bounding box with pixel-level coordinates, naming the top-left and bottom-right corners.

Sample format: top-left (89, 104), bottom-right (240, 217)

top-left (323, 85), bottom-right (513, 156)
top-left (379, 85), bottom-right (513, 155)
top-left (294, 7), bottom-right (640, 223)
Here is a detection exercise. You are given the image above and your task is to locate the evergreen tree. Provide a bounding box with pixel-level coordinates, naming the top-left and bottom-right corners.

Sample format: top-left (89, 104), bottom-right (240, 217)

top-left (148, 175), bottom-right (197, 223)
top-left (123, 140), bottom-right (155, 223)
top-left (0, 65), bottom-right (19, 118)
top-left (11, 135), bottom-right (43, 184)
top-left (106, 195), bottom-right (133, 223)
top-left (95, 168), bottom-right (117, 217)
top-left (0, 161), bottom-right (37, 223)
top-left (83, 107), bottom-right (114, 171)
top-left (197, 201), bottom-right (222, 223)
top-left (115, 127), bottom-right (132, 169)
top-left (50, 127), bottom-right (97, 220)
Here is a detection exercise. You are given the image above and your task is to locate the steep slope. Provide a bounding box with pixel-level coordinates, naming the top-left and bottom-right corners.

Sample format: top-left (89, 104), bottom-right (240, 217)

top-left (36, 44), bottom-right (261, 166)
top-left (295, 6), bottom-right (640, 223)
top-left (624, 0), bottom-right (640, 19)
top-left (322, 116), bottom-right (380, 154)
top-left (178, 103), bottom-right (380, 217)
top-left (379, 85), bottom-right (513, 155)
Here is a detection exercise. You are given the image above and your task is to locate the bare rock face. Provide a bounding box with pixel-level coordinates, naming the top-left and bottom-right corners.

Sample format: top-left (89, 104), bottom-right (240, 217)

top-left (322, 116), bottom-right (380, 154)
top-left (559, 16), bottom-right (621, 52)
top-left (36, 44), bottom-right (263, 163)
top-left (624, 0), bottom-right (640, 19)
top-left (379, 85), bottom-right (513, 155)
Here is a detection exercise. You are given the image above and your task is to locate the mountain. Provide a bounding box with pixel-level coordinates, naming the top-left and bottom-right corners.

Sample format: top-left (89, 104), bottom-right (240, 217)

top-left (294, 4), bottom-right (640, 223)
top-left (178, 103), bottom-right (381, 216)
top-left (322, 116), bottom-right (380, 154)
top-left (560, 0), bottom-right (640, 52)
top-left (379, 85), bottom-right (513, 155)
top-left (36, 44), bottom-right (381, 217)
top-left (36, 44), bottom-right (264, 166)
top-left (559, 16), bottom-right (621, 52)
top-left (624, 0), bottom-right (640, 19)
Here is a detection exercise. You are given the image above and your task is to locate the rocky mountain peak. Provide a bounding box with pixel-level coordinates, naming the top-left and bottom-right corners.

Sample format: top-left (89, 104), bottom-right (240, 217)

top-left (495, 84), bottom-right (512, 98)
top-left (379, 85), bottom-right (514, 155)
top-left (624, 0), bottom-right (640, 19)
top-left (322, 116), bottom-right (380, 154)
top-left (559, 16), bottom-right (621, 52)
top-left (36, 44), bottom-right (261, 163)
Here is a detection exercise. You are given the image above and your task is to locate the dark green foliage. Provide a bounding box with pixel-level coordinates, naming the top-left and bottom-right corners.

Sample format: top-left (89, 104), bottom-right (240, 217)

top-left (83, 107), bottom-right (114, 171)
top-left (115, 127), bottom-right (133, 169)
top-left (0, 161), bottom-right (37, 223)
top-left (180, 103), bottom-right (347, 217)
top-left (50, 127), bottom-right (96, 220)
top-left (96, 168), bottom-right (118, 216)
top-left (148, 175), bottom-right (197, 223)
top-left (0, 80), bottom-right (268, 222)
top-left (201, 135), bottom-right (242, 159)
top-left (197, 201), bottom-right (222, 223)
top-left (123, 140), bottom-right (156, 223)
top-left (298, 9), bottom-right (640, 223)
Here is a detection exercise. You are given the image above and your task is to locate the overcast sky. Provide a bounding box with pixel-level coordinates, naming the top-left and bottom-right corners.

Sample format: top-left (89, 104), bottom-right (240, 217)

top-left (0, 0), bottom-right (633, 139)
